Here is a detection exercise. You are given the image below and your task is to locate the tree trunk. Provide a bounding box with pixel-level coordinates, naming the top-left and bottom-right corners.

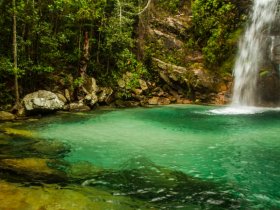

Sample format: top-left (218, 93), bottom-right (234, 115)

top-left (79, 31), bottom-right (90, 79)
top-left (12, 0), bottom-right (20, 105)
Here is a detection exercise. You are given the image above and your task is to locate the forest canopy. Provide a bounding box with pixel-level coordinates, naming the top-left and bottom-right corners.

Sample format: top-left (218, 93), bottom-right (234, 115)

top-left (0, 0), bottom-right (249, 107)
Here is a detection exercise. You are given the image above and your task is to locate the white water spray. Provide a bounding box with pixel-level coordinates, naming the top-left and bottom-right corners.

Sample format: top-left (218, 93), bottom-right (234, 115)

top-left (232, 0), bottom-right (279, 106)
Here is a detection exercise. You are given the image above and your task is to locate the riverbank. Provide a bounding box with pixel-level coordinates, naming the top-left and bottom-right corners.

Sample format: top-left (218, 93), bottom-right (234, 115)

top-left (0, 98), bottom-right (227, 123)
top-left (0, 73), bottom-right (231, 122)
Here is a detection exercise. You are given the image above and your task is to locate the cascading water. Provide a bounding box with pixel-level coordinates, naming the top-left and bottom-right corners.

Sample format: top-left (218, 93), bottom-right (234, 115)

top-left (232, 0), bottom-right (279, 106)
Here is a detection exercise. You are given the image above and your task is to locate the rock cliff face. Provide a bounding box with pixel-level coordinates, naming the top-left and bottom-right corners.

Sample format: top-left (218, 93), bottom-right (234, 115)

top-left (257, 74), bottom-right (280, 107)
top-left (253, 33), bottom-right (280, 106)
top-left (137, 2), bottom-right (231, 104)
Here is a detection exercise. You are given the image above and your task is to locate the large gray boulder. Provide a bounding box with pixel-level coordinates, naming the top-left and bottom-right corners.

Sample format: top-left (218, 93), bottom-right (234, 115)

top-left (23, 90), bottom-right (65, 112)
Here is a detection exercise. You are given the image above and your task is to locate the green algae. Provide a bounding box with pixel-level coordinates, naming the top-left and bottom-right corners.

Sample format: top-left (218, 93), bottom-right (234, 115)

top-left (0, 181), bottom-right (157, 210)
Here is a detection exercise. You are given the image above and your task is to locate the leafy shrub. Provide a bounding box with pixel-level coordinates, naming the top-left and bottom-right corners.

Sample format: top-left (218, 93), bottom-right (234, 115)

top-left (156, 0), bottom-right (181, 13)
top-left (114, 49), bottom-right (148, 99)
top-left (191, 0), bottom-right (241, 67)
top-left (0, 57), bottom-right (13, 74)
top-left (73, 77), bottom-right (84, 88)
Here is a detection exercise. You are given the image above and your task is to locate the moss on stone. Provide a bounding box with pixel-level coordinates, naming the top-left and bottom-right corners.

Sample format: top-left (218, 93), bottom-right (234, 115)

top-left (0, 181), bottom-right (157, 210)
top-left (3, 128), bottom-right (35, 138)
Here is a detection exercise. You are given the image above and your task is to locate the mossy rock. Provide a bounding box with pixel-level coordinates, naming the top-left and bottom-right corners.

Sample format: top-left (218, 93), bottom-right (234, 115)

top-left (0, 158), bottom-right (57, 174)
top-left (31, 140), bottom-right (71, 158)
top-left (0, 158), bottom-right (67, 183)
top-left (67, 161), bottom-right (104, 181)
top-left (0, 133), bottom-right (10, 145)
top-left (2, 127), bottom-right (34, 138)
top-left (0, 111), bottom-right (15, 121)
top-left (0, 181), bottom-right (157, 210)
top-left (259, 70), bottom-right (269, 78)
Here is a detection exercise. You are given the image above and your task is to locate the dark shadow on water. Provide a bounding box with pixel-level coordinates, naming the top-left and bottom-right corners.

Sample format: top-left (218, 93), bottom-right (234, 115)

top-left (80, 156), bottom-right (245, 209)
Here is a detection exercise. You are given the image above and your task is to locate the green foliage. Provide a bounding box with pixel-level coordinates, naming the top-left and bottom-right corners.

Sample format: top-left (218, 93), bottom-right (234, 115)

top-left (217, 28), bottom-right (244, 73)
top-left (0, 0), bottom-right (247, 105)
top-left (0, 57), bottom-right (13, 74)
top-left (94, 0), bottom-right (151, 90)
top-left (113, 48), bottom-right (148, 99)
top-left (259, 70), bottom-right (269, 78)
top-left (116, 49), bottom-right (147, 76)
top-left (0, 83), bottom-right (14, 106)
top-left (73, 77), bottom-right (84, 88)
top-left (191, 0), bottom-right (241, 67)
top-left (156, 0), bottom-right (181, 12)
top-left (218, 54), bottom-right (235, 75)
top-left (103, 14), bottom-right (134, 54)
top-left (31, 65), bottom-right (54, 73)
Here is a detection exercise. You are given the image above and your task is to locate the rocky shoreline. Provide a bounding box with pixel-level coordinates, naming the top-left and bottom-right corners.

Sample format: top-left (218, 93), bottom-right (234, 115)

top-left (0, 73), bottom-right (232, 122)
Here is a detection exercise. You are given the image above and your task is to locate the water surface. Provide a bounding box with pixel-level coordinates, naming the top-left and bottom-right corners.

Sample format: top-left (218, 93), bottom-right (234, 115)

top-left (3, 105), bottom-right (280, 209)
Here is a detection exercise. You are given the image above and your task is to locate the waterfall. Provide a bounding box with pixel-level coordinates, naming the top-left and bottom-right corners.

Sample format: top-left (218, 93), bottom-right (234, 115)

top-left (232, 0), bottom-right (279, 106)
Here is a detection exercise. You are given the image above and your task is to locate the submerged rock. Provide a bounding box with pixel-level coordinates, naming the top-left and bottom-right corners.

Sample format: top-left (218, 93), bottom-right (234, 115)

top-left (0, 158), bottom-right (66, 183)
top-left (0, 181), bottom-right (157, 210)
top-left (2, 127), bottom-right (34, 138)
top-left (0, 111), bottom-right (15, 121)
top-left (23, 90), bottom-right (65, 113)
top-left (84, 157), bottom-right (242, 209)
top-left (67, 161), bottom-right (103, 180)
top-left (31, 141), bottom-right (70, 158)
top-left (0, 133), bottom-right (10, 145)
top-left (0, 131), bottom-right (38, 159)
top-left (0, 158), bottom-right (57, 175)
top-left (0, 158), bottom-right (65, 176)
